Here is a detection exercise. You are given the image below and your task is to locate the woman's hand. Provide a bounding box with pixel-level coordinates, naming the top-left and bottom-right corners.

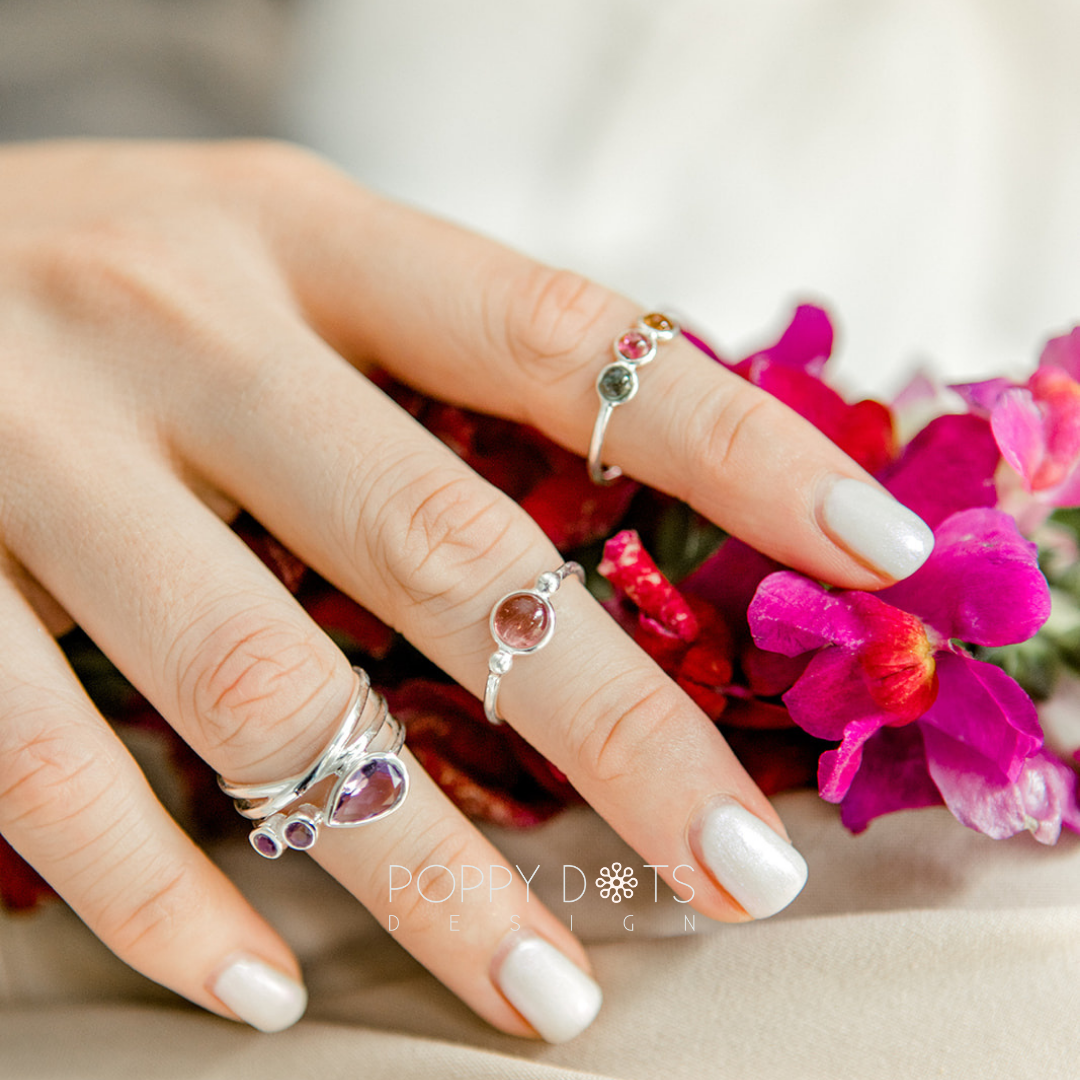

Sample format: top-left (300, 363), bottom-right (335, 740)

top-left (0, 141), bottom-right (931, 1039)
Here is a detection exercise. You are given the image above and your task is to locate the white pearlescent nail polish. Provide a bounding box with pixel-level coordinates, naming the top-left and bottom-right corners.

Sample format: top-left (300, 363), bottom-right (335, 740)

top-left (821, 477), bottom-right (934, 579)
top-left (694, 799), bottom-right (808, 919)
top-left (494, 932), bottom-right (602, 1044)
top-left (211, 953), bottom-right (307, 1033)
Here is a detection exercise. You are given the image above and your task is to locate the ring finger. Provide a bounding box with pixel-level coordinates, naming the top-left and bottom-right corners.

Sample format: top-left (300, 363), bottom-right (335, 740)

top-left (4, 445), bottom-right (601, 1043)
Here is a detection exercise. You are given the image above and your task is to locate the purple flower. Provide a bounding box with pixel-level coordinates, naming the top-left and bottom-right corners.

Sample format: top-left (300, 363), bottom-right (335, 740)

top-left (748, 508), bottom-right (1080, 841)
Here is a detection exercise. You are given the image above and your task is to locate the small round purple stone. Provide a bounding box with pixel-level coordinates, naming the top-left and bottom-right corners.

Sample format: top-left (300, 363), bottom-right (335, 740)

top-left (251, 831), bottom-right (282, 859)
top-left (284, 819), bottom-right (317, 850)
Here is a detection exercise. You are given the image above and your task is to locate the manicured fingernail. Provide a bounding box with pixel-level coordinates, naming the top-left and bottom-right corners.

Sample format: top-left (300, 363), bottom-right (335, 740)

top-left (210, 953), bottom-right (307, 1033)
top-left (820, 477), bottom-right (934, 579)
top-left (494, 932), bottom-right (602, 1043)
top-left (693, 798), bottom-right (808, 919)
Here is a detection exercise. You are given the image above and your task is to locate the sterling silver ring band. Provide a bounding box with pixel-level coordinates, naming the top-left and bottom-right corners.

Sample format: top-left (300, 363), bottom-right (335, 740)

top-left (218, 667), bottom-right (409, 858)
top-left (588, 312), bottom-right (681, 485)
top-left (484, 561), bottom-right (585, 725)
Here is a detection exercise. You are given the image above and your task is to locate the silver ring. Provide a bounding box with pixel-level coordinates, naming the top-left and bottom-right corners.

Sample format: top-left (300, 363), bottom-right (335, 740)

top-left (484, 562), bottom-right (585, 725)
top-left (218, 667), bottom-right (409, 858)
top-left (588, 312), bottom-right (681, 485)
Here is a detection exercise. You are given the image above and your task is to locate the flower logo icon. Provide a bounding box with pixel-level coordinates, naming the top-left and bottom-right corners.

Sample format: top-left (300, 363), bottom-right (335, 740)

top-left (596, 862), bottom-right (638, 902)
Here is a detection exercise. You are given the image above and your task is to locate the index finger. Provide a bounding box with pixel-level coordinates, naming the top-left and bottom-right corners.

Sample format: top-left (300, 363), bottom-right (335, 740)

top-left (247, 146), bottom-right (931, 587)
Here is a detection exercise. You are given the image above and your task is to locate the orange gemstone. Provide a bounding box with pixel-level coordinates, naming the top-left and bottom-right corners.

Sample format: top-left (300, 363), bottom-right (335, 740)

top-left (642, 313), bottom-right (675, 333)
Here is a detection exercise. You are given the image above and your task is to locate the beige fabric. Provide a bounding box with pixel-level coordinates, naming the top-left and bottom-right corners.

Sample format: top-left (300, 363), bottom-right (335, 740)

top-left (3, 794), bottom-right (1079, 1078)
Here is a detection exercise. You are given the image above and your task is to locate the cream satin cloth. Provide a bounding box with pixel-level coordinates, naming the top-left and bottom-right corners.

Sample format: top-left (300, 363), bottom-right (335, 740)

top-left (3, 1), bottom-right (1080, 1077)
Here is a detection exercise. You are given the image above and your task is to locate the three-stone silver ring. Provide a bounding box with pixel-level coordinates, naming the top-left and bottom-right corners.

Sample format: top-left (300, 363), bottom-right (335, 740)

top-left (587, 312), bottom-right (681, 485)
top-left (218, 666), bottom-right (409, 859)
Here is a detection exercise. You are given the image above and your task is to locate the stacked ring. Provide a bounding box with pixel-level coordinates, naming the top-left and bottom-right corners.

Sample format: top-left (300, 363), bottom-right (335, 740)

top-left (588, 312), bottom-right (681, 485)
top-left (218, 666), bottom-right (409, 858)
top-left (484, 562), bottom-right (585, 725)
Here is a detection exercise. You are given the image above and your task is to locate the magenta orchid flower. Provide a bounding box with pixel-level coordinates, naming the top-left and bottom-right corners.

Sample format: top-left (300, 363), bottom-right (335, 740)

top-left (749, 507), bottom-right (1080, 842)
top-left (953, 326), bottom-right (1080, 505)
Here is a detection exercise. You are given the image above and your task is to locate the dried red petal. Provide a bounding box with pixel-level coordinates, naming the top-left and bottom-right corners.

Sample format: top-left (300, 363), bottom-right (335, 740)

top-left (599, 530), bottom-right (700, 641)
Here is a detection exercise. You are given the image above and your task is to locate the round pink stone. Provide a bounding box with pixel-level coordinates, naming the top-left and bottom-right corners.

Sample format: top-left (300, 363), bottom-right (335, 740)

top-left (616, 331), bottom-right (651, 361)
top-left (493, 592), bottom-right (551, 651)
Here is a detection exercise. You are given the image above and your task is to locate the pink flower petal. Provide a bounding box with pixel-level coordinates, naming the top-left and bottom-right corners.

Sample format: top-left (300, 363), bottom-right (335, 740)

top-left (991, 387), bottom-right (1047, 490)
top-left (839, 724), bottom-right (944, 833)
top-left (749, 573), bottom-right (867, 656)
top-left (738, 303), bottom-right (835, 377)
top-left (949, 377), bottom-right (1015, 416)
top-left (817, 714), bottom-right (891, 803)
top-left (923, 730), bottom-right (1075, 844)
top-left (879, 509), bottom-right (1050, 647)
top-left (782, 647), bottom-right (889, 743)
top-left (878, 414), bottom-right (999, 529)
top-left (1026, 365), bottom-right (1080, 489)
top-left (918, 653), bottom-right (1042, 783)
top-left (1039, 325), bottom-right (1080, 382)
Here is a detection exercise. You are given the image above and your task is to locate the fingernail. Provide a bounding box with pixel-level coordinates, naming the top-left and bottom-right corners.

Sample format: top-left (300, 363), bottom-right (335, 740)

top-left (494, 932), bottom-right (603, 1043)
top-left (693, 798), bottom-right (808, 919)
top-left (210, 953), bottom-right (308, 1033)
top-left (820, 477), bottom-right (934, 579)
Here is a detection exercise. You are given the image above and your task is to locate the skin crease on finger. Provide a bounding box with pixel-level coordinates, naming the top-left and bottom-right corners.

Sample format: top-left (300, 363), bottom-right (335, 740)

top-left (0, 140), bottom-right (935, 1040)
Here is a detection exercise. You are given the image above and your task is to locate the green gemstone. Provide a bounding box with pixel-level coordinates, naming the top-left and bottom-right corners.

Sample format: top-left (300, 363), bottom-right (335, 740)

top-left (599, 364), bottom-right (635, 403)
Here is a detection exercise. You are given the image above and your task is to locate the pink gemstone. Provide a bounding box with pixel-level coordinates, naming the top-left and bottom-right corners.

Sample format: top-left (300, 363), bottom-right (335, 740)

top-left (616, 331), bottom-right (651, 361)
top-left (328, 759), bottom-right (407, 826)
top-left (493, 592), bottom-right (551, 651)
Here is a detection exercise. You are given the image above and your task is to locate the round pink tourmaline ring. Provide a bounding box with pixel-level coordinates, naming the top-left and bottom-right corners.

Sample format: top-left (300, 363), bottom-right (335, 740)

top-left (484, 562), bottom-right (585, 725)
top-left (588, 312), bottom-right (681, 486)
top-left (218, 667), bottom-right (409, 859)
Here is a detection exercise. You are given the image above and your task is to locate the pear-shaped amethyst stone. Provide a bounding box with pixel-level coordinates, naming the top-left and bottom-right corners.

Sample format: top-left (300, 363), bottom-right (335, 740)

top-left (328, 757), bottom-right (407, 826)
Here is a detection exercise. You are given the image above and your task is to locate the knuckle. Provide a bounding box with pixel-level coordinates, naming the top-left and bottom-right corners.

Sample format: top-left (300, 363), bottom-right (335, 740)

top-left (573, 678), bottom-right (689, 785)
top-left (0, 689), bottom-right (116, 833)
top-left (99, 858), bottom-right (197, 956)
top-left (23, 221), bottom-right (195, 332)
top-left (502, 265), bottom-right (620, 389)
top-left (680, 382), bottom-right (778, 500)
top-left (366, 461), bottom-right (514, 610)
top-left (175, 606), bottom-right (340, 770)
